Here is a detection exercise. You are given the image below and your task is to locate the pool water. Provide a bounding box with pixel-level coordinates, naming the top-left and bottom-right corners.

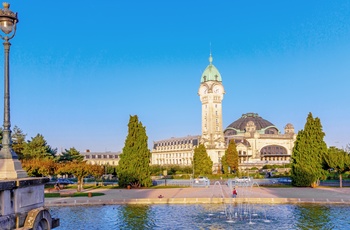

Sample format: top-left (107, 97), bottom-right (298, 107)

top-left (50, 203), bottom-right (350, 230)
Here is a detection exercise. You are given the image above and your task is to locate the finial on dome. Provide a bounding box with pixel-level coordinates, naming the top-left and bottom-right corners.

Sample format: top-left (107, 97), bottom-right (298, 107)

top-left (209, 42), bottom-right (213, 64)
top-left (209, 52), bottom-right (213, 64)
top-left (3, 2), bottom-right (10, 9)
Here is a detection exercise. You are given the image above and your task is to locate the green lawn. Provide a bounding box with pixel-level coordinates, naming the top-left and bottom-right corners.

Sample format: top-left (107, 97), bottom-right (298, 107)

top-left (44, 192), bottom-right (105, 198)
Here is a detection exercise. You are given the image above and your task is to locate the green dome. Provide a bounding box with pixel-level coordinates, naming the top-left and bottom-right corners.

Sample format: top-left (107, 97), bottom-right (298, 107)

top-left (200, 54), bottom-right (222, 83)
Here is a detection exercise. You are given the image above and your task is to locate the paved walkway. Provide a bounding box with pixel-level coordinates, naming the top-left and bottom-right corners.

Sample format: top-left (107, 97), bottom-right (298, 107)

top-left (45, 185), bottom-right (350, 207)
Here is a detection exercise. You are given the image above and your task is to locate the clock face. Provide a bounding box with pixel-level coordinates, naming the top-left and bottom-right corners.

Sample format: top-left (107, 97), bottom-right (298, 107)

top-left (213, 85), bottom-right (221, 94)
top-left (200, 86), bottom-right (208, 95)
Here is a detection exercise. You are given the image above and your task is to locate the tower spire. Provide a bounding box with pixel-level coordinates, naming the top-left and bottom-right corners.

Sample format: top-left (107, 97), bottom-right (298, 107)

top-left (209, 42), bottom-right (213, 64)
top-left (209, 51), bottom-right (213, 64)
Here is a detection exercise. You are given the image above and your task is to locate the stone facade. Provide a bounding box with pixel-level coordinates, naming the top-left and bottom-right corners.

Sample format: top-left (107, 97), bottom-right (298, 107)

top-left (151, 135), bottom-right (200, 166)
top-left (150, 55), bottom-right (295, 170)
top-left (224, 113), bottom-right (296, 169)
top-left (82, 150), bottom-right (120, 166)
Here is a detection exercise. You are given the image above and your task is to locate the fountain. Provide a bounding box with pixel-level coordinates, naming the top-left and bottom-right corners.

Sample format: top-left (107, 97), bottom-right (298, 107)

top-left (208, 180), bottom-right (270, 224)
top-left (46, 179), bottom-right (350, 229)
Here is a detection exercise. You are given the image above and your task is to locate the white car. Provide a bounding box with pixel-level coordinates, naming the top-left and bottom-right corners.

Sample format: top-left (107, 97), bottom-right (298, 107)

top-left (195, 176), bottom-right (209, 183)
top-left (235, 177), bottom-right (251, 182)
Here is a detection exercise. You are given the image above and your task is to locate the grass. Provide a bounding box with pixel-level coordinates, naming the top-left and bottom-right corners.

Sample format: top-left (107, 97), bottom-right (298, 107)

top-left (45, 193), bottom-right (60, 198)
top-left (44, 192), bottom-right (105, 198)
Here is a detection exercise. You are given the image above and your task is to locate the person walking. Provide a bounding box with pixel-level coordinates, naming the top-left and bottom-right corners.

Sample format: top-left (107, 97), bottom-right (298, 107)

top-left (232, 187), bottom-right (237, 198)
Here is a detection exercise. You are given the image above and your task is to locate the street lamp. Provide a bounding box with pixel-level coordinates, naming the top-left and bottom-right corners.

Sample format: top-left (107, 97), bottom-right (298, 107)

top-left (0, 2), bottom-right (27, 179)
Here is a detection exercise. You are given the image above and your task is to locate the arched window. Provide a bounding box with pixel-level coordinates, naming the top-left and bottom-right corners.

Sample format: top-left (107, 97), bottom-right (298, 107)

top-left (265, 127), bottom-right (278, 134)
top-left (260, 145), bottom-right (287, 157)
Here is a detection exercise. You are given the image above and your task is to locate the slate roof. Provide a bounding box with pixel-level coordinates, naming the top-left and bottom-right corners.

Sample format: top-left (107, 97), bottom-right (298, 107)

top-left (225, 113), bottom-right (275, 131)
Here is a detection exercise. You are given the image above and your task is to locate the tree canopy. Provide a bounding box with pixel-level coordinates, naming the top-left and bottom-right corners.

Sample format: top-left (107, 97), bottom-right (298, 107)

top-left (193, 144), bottom-right (213, 176)
top-left (222, 140), bottom-right (239, 174)
top-left (58, 147), bottom-right (84, 163)
top-left (325, 146), bottom-right (350, 188)
top-left (117, 115), bottom-right (152, 188)
top-left (22, 134), bottom-right (57, 160)
top-left (291, 112), bottom-right (328, 187)
top-left (57, 162), bottom-right (103, 192)
top-left (22, 158), bottom-right (57, 177)
top-left (11, 126), bottom-right (27, 159)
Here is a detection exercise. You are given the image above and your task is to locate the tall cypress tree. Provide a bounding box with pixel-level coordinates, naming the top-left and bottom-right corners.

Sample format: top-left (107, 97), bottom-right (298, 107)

top-left (221, 155), bottom-right (228, 174)
top-left (226, 140), bottom-right (239, 174)
top-left (291, 112), bottom-right (327, 187)
top-left (193, 144), bottom-right (213, 176)
top-left (118, 115), bottom-right (152, 188)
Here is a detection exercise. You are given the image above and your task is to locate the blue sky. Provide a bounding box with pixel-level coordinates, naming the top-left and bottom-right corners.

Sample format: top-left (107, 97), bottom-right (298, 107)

top-left (2, 1), bottom-right (350, 152)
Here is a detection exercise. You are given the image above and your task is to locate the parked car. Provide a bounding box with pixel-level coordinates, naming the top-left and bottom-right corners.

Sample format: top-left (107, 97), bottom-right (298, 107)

top-left (57, 178), bottom-right (75, 185)
top-left (195, 176), bottom-right (209, 183)
top-left (278, 177), bottom-right (292, 183)
top-left (235, 176), bottom-right (251, 182)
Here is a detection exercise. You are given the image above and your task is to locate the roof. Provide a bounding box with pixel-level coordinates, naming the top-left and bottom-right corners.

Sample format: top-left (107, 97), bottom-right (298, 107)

top-left (153, 135), bottom-right (201, 144)
top-left (200, 54), bottom-right (222, 83)
top-left (225, 113), bottom-right (276, 131)
top-left (81, 151), bottom-right (121, 156)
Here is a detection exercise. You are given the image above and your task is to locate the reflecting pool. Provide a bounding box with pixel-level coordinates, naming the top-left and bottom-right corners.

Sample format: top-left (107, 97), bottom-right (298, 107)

top-left (50, 203), bottom-right (350, 230)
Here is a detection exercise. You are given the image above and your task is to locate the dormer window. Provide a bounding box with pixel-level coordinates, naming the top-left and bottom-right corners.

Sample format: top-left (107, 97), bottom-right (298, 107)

top-left (246, 121), bottom-right (256, 132)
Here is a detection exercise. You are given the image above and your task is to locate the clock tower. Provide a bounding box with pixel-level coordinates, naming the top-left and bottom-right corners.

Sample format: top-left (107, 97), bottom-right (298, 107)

top-left (198, 54), bottom-right (226, 171)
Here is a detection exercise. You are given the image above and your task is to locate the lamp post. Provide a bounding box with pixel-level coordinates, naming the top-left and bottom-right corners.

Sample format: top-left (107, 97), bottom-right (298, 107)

top-left (0, 2), bottom-right (27, 179)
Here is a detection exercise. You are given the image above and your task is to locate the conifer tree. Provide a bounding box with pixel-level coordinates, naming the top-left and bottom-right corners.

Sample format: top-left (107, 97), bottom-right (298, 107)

top-left (58, 147), bottom-right (84, 163)
top-left (11, 126), bottom-right (27, 160)
top-left (193, 144), bottom-right (213, 176)
top-left (22, 134), bottom-right (57, 160)
top-left (291, 112), bottom-right (327, 187)
top-left (117, 115), bottom-right (152, 188)
top-left (225, 140), bottom-right (239, 174)
top-left (345, 144), bottom-right (350, 154)
top-left (221, 154), bottom-right (228, 174)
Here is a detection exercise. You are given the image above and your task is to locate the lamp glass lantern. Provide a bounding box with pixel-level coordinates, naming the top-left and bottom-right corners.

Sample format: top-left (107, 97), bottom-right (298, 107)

top-left (0, 2), bottom-right (18, 36)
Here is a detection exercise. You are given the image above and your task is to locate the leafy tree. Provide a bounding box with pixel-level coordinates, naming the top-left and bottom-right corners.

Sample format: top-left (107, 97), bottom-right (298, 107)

top-left (22, 158), bottom-right (57, 177)
top-left (291, 112), bottom-right (328, 187)
top-left (105, 165), bottom-right (118, 175)
top-left (58, 147), bottom-right (84, 163)
top-left (193, 144), bottom-right (213, 176)
top-left (221, 154), bottom-right (228, 174)
top-left (223, 140), bottom-right (239, 174)
top-left (117, 115), bottom-right (152, 188)
top-left (12, 126), bottom-right (27, 159)
top-left (22, 134), bottom-right (57, 160)
top-left (57, 162), bottom-right (103, 192)
top-left (149, 165), bottom-right (193, 176)
top-left (345, 144), bottom-right (350, 154)
top-left (325, 147), bottom-right (350, 188)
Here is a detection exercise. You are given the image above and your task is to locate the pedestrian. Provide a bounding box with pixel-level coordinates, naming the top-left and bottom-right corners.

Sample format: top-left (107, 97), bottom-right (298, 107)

top-left (55, 182), bottom-right (60, 191)
top-left (232, 187), bottom-right (237, 198)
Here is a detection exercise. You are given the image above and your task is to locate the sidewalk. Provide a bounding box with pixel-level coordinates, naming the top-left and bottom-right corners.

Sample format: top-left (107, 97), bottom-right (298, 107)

top-left (45, 185), bottom-right (350, 207)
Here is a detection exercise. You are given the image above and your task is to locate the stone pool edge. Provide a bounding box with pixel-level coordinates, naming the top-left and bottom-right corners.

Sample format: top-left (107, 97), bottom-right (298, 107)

top-left (45, 197), bottom-right (350, 207)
